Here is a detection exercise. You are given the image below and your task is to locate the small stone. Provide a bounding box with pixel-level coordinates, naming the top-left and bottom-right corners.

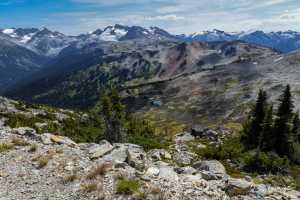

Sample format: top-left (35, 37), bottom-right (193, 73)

top-left (245, 176), bottom-right (252, 182)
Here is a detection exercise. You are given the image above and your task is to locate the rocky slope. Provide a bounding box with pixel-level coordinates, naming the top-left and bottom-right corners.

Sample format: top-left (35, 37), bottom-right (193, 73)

top-left (1, 97), bottom-right (300, 200)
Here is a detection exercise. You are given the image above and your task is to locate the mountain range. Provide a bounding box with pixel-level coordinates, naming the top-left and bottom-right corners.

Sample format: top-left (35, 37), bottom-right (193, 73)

top-left (2, 24), bottom-right (300, 125)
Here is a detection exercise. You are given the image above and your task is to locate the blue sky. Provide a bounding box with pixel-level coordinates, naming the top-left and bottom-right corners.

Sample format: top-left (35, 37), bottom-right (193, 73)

top-left (0, 0), bottom-right (299, 35)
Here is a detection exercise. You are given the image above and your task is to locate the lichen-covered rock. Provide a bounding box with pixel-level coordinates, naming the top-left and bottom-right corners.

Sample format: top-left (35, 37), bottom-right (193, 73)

top-left (173, 143), bottom-right (197, 165)
top-left (226, 178), bottom-right (252, 196)
top-left (126, 144), bottom-right (146, 171)
top-left (40, 133), bottom-right (77, 147)
top-left (50, 135), bottom-right (77, 147)
top-left (148, 149), bottom-right (172, 161)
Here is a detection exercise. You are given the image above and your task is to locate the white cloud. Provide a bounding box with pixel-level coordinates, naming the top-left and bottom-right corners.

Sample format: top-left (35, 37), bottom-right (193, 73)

top-left (145, 14), bottom-right (185, 21)
top-left (52, 0), bottom-right (299, 34)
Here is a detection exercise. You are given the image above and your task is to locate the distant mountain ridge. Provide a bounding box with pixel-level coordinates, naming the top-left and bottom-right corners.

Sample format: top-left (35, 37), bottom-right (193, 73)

top-left (2, 25), bottom-right (300, 55)
top-left (179, 29), bottom-right (300, 53)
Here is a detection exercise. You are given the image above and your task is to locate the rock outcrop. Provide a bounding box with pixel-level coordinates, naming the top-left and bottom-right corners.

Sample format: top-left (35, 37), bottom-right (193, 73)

top-left (0, 97), bottom-right (299, 200)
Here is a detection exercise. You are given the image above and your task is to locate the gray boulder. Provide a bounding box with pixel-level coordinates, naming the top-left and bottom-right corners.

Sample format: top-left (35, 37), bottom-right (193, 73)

top-left (103, 143), bottom-right (128, 163)
top-left (191, 125), bottom-right (219, 141)
top-left (13, 127), bottom-right (39, 140)
top-left (193, 160), bottom-right (226, 175)
top-left (40, 133), bottom-right (53, 145)
top-left (175, 132), bottom-right (195, 143)
top-left (158, 166), bottom-right (179, 182)
top-left (81, 140), bottom-right (114, 159)
top-left (174, 166), bottom-right (197, 175)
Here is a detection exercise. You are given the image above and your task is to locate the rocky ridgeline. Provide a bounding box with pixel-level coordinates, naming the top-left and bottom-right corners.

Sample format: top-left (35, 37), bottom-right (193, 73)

top-left (0, 97), bottom-right (300, 200)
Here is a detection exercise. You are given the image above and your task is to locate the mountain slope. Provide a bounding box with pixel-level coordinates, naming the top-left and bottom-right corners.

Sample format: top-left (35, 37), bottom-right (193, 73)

top-left (9, 40), bottom-right (296, 126)
top-left (0, 36), bottom-right (48, 92)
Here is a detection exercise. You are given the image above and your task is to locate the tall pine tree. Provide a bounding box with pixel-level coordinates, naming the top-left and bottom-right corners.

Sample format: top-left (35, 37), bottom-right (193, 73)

top-left (98, 89), bottom-right (127, 143)
top-left (242, 89), bottom-right (268, 148)
top-left (259, 105), bottom-right (274, 151)
top-left (274, 85), bottom-right (294, 156)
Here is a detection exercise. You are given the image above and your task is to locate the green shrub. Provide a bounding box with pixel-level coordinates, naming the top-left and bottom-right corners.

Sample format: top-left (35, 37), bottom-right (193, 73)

top-left (127, 117), bottom-right (171, 151)
top-left (116, 179), bottom-right (140, 195)
top-left (128, 134), bottom-right (171, 152)
top-left (244, 152), bottom-right (290, 174)
top-left (1, 113), bottom-right (43, 128)
top-left (197, 137), bottom-right (245, 161)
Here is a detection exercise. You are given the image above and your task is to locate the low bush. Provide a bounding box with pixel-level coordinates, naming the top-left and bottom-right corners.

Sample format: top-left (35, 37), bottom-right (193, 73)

top-left (197, 137), bottom-right (245, 161)
top-left (63, 173), bottom-right (78, 184)
top-left (86, 163), bottom-right (111, 180)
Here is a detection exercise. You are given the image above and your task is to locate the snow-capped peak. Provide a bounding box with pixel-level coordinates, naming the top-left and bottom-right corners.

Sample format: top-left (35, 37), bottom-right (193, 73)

top-left (98, 25), bottom-right (128, 41)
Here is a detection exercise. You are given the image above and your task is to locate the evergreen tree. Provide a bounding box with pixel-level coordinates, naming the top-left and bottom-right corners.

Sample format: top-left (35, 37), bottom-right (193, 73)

top-left (260, 105), bottom-right (274, 151)
top-left (242, 89), bottom-right (268, 148)
top-left (274, 85), bottom-right (294, 156)
top-left (292, 112), bottom-right (300, 143)
top-left (98, 89), bottom-right (127, 143)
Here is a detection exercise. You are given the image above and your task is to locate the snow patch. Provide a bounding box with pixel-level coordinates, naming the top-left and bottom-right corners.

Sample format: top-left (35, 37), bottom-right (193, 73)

top-left (2, 29), bottom-right (15, 34)
top-left (20, 34), bottom-right (34, 43)
top-left (274, 57), bottom-right (283, 63)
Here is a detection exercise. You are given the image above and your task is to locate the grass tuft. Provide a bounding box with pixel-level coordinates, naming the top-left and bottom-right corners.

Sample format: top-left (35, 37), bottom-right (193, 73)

top-left (0, 143), bottom-right (14, 153)
top-left (116, 179), bottom-right (140, 195)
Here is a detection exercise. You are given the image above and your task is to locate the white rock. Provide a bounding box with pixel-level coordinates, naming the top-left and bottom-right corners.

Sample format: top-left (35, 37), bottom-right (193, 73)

top-left (145, 167), bottom-right (160, 177)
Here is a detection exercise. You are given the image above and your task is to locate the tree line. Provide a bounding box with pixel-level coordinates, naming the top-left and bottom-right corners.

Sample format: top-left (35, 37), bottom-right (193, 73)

top-left (242, 85), bottom-right (300, 162)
